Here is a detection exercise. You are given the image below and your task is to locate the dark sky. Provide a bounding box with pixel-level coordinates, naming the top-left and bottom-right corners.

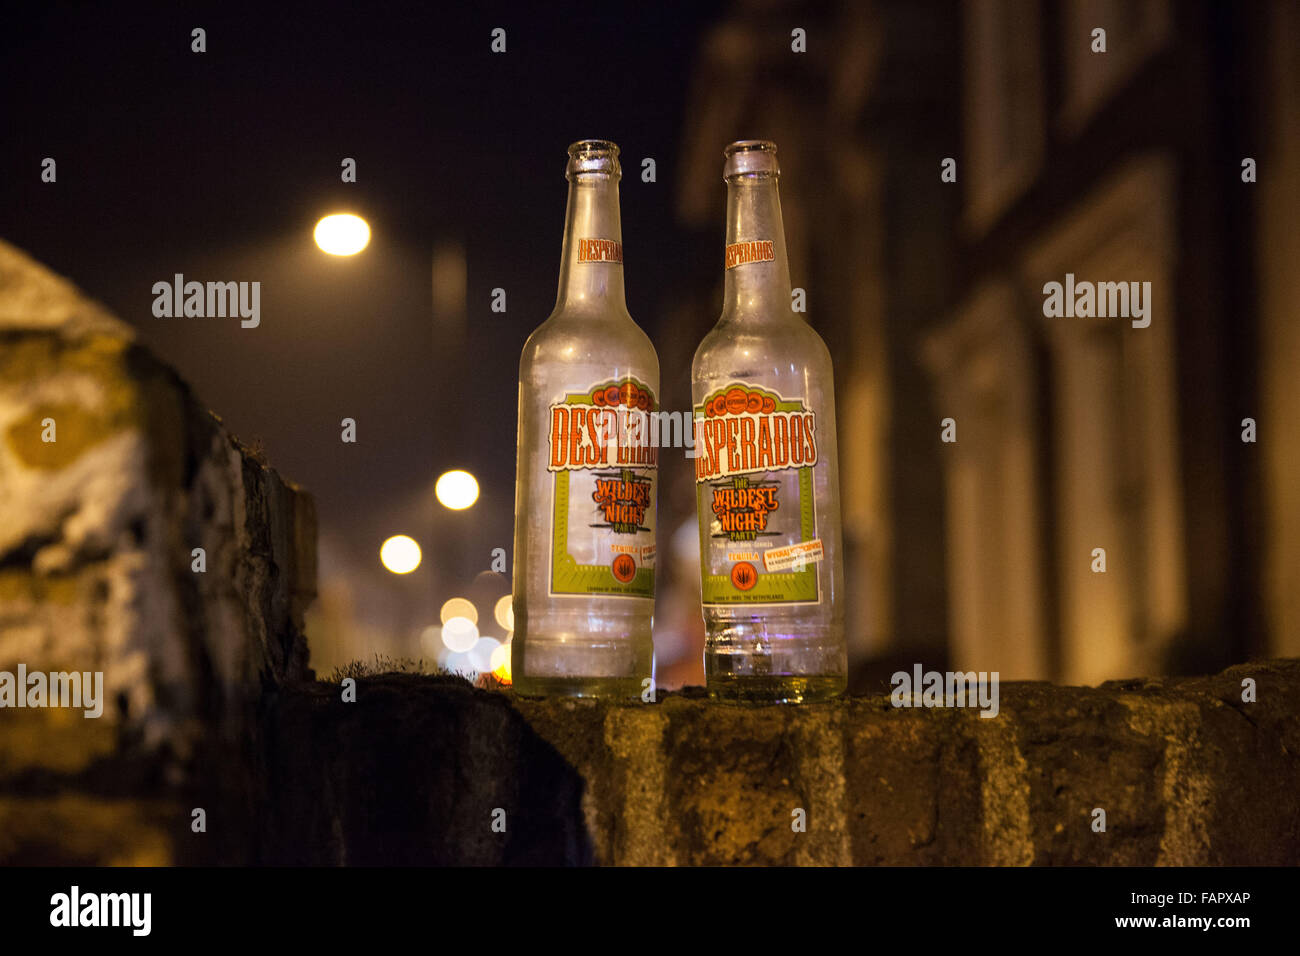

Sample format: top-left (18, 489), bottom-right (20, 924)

top-left (2, 0), bottom-right (724, 642)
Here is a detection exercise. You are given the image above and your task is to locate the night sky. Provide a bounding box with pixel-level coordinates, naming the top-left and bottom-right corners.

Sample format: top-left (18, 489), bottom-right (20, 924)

top-left (2, 0), bottom-right (726, 652)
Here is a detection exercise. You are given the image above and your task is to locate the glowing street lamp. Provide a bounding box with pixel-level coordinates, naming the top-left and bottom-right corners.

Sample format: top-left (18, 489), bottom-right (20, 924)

top-left (380, 534), bottom-right (421, 574)
top-left (435, 469), bottom-right (479, 510)
top-left (314, 213), bottom-right (371, 256)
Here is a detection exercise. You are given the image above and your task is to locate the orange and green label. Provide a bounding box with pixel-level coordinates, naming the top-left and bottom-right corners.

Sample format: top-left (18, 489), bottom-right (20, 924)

top-left (548, 377), bottom-right (657, 599)
top-left (693, 383), bottom-right (822, 606)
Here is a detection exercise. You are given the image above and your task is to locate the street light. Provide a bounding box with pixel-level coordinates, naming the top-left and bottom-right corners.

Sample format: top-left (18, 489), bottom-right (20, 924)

top-left (379, 534), bottom-right (421, 574)
top-left (435, 470), bottom-right (479, 510)
top-left (314, 213), bottom-right (370, 256)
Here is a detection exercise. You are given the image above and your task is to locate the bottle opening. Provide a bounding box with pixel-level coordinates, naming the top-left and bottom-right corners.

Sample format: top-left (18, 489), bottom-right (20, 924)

top-left (723, 140), bottom-right (780, 181)
top-left (567, 139), bottom-right (621, 180)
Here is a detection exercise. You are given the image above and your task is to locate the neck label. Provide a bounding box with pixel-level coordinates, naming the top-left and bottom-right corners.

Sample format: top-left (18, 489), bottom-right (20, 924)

top-left (725, 239), bottom-right (775, 269)
top-left (577, 238), bottom-right (623, 263)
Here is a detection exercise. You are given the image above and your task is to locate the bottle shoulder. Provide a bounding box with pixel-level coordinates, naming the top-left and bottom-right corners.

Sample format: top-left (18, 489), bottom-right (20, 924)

top-left (521, 308), bottom-right (659, 378)
top-left (692, 314), bottom-right (833, 379)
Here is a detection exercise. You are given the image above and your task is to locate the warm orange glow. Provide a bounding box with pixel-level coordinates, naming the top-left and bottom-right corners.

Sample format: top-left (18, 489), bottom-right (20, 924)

top-left (490, 642), bottom-right (512, 684)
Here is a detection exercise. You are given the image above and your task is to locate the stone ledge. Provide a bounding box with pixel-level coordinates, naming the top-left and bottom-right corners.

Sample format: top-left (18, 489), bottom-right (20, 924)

top-left (257, 659), bottom-right (1299, 866)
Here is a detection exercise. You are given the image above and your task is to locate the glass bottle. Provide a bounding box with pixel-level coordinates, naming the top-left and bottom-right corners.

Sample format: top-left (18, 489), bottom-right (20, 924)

top-left (512, 140), bottom-right (659, 698)
top-left (691, 140), bottom-right (846, 702)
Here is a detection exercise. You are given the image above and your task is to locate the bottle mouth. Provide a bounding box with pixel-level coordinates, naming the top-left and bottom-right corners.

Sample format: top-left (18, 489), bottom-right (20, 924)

top-left (723, 140), bottom-right (780, 180)
top-left (567, 139), bottom-right (621, 179)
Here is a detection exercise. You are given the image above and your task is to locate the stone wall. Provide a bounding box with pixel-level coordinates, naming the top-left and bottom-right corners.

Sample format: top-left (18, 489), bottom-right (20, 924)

top-left (0, 240), bottom-right (314, 864)
top-left (261, 660), bottom-right (1299, 866)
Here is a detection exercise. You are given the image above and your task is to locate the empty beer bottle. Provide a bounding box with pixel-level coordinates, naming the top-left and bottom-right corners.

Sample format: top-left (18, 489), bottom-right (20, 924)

top-left (691, 140), bottom-right (846, 702)
top-left (512, 140), bottom-right (659, 698)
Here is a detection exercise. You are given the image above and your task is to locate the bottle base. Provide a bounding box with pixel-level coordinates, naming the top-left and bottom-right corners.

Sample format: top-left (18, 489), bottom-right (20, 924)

top-left (703, 620), bottom-right (847, 703)
top-left (511, 674), bottom-right (647, 701)
top-left (706, 673), bottom-right (845, 704)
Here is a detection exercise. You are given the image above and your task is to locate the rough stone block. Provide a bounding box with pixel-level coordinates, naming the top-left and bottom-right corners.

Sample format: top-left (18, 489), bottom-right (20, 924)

top-left (257, 660), bottom-right (1300, 866)
top-left (0, 240), bottom-right (314, 863)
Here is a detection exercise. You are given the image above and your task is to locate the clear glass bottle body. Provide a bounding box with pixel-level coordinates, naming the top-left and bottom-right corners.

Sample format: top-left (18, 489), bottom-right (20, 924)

top-left (691, 141), bottom-right (846, 702)
top-left (512, 141), bottom-right (659, 698)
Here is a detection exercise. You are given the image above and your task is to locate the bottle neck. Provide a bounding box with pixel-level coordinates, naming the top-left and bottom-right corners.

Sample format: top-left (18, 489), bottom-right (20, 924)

top-left (722, 173), bottom-right (792, 321)
top-left (555, 173), bottom-right (626, 311)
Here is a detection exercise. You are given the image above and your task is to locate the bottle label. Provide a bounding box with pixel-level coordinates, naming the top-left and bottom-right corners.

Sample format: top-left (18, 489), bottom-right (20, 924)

top-left (724, 239), bottom-right (775, 269)
top-left (693, 383), bottom-right (822, 606)
top-left (577, 238), bottom-right (623, 263)
top-left (547, 377), bottom-right (656, 599)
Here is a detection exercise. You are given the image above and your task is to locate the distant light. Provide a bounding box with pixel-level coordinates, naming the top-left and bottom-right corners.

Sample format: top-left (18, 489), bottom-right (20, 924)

top-left (380, 534), bottom-right (421, 574)
top-left (436, 470), bottom-right (479, 510)
top-left (490, 643), bottom-right (512, 684)
top-left (440, 597), bottom-right (478, 625)
top-left (441, 616), bottom-right (479, 652)
top-left (439, 648), bottom-right (474, 676)
top-left (493, 595), bottom-right (514, 631)
top-left (315, 213), bottom-right (370, 256)
top-left (469, 636), bottom-right (501, 673)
